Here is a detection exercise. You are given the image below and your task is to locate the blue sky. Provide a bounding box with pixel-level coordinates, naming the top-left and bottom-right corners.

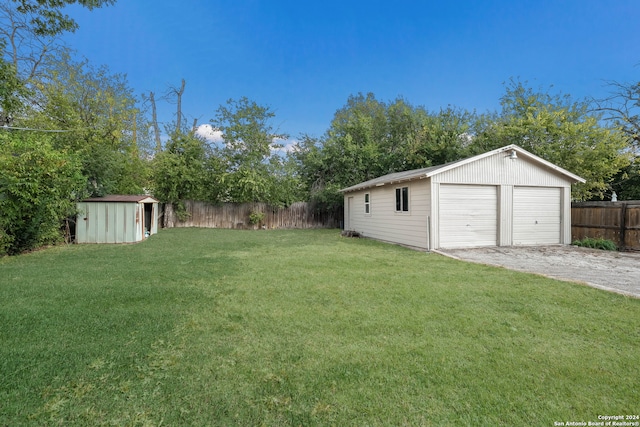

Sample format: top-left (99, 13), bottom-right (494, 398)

top-left (63, 0), bottom-right (640, 143)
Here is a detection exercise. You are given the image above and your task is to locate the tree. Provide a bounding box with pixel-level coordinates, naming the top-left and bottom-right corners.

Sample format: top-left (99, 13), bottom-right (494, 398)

top-left (297, 93), bottom-right (473, 211)
top-left (7, 0), bottom-right (116, 37)
top-left (25, 51), bottom-right (150, 196)
top-left (148, 91), bottom-right (163, 153)
top-left (151, 133), bottom-right (221, 219)
top-left (212, 97), bottom-right (297, 206)
top-left (1, 1), bottom-right (61, 83)
top-left (0, 132), bottom-right (84, 255)
top-left (470, 81), bottom-right (631, 200)
top-left (592, 80), bottom-right (640, 200)
top-left (0, 49), bottom-right (29, 126)
top-left (1, 0), bottom-right (116, 126)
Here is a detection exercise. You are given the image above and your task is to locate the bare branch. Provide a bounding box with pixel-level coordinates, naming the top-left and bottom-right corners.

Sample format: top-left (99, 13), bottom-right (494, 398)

top-left (591, 80), bottom-right (640, 153)
top-left (149, 91), bottom-right (162, 153)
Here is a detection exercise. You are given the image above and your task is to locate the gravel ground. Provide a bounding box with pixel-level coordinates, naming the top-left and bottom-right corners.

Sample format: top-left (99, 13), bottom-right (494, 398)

top-left (436, 246), bottom-right (640, 298)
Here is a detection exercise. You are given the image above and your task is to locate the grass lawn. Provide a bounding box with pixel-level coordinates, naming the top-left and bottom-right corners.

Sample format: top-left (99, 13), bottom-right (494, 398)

top-left (1, 228), bottom-right (638, 426)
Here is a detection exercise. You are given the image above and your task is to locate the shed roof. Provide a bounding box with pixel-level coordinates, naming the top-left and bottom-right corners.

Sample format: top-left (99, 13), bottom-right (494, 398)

top-left (81, 195), bottom-right (159, 203)
top-left (340, 144), bottom-right (586, 193)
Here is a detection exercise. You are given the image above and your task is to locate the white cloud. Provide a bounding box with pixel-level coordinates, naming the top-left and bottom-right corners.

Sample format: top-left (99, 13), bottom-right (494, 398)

top-left (271, 137), bottom-right (297, 154)
top-left (195, 124), bottom-right (224, 143)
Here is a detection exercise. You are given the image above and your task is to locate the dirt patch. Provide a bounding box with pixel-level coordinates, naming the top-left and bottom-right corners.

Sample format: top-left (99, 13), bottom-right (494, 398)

top-left (436, 246), bottom-right (640, 298)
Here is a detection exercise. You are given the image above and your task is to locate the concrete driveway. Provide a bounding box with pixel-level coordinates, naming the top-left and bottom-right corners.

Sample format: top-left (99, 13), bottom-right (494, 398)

top-left (436, 246), bottom-right (640, 298)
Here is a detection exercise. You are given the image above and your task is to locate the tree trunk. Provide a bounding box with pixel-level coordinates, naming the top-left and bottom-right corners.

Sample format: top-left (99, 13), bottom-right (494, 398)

top-left (175, 78), bottom-right (186, 134)
top-left (150, 91), bottom-right (162, 153)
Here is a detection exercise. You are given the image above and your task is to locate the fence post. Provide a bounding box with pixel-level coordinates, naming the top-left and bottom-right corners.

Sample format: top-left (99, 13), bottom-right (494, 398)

top-left (620, 202), bottom-right (627, 251)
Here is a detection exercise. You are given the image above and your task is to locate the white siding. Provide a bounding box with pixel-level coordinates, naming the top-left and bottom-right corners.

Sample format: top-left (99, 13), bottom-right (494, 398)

top-left (498, 185), bottom-right (513, 246)
top-left (347, 179), bottom-right (430, 249)
top-left (513, 187), bottom-right (561, 245)
top-left (433, 151), bottom-right (570, 187)
top-left (561, 187), bottom-right (572, 244)
top-left (439, 184), bottom-right (498, 248)
top-left (342, 148), bottom-right (579, 250)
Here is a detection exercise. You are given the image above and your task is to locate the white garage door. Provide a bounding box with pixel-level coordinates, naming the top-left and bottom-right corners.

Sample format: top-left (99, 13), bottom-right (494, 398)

top-left (513, 187), bottom-right (561, 245)
top-left (439, 184), bottom-right (498, 248)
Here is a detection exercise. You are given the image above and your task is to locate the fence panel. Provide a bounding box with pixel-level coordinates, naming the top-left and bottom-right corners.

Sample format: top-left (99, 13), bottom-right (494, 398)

top-left (571, 201), bottom-right (640, 251)
top-left (163, 201), bottom-right (342, 230)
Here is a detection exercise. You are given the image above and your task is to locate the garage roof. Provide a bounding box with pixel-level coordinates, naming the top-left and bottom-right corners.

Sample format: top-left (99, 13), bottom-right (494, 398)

top-left (340, 144), bottom-right (585, 193)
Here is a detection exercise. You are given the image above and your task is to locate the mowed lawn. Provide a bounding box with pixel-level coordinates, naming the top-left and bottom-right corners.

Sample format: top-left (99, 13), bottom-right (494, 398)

top-left (1, 229), bottom-right (638, 426)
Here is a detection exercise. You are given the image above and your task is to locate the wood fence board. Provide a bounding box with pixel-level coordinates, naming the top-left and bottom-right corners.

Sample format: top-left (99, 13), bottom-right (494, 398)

top-left (571, 201), bottom-right (640, 251)
top-left (163, 201), bottom-right (341, 230)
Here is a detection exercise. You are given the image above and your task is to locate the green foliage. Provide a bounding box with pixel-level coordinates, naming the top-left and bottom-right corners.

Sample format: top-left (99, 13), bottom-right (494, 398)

top-left (572, 237), bottom-right (618, 251)
top-left (594, 80), bottom-right (640, 200)
top-left (248, 209), bottom-right (265, 225)
top-left (293, 93), bottom-right (472, 211)
top-left (471, 80), bottom-right (631, 201)
top-left (611, 160), bottom-right (640, 200)
top-left (9, 0), bottom-right (116, 36)
top-left (0, 52), bottom-right (29, 125)
top-left (25, 51), bottom-right (150, 196)
top-left (212, 97), bottom-right (302, 206)
top-left (151, 133), bottom-right (219, 208)
top-left (0, 132), bottom-right (84, 255)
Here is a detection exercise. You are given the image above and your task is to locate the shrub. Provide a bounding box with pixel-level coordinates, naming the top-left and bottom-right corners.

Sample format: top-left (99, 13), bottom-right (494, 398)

top-left (248, 210), bottom-right (265, 226)
top-left (572, 237), bottom-right (618, 251)
top-left (0, 133), bottom-right (84, 255)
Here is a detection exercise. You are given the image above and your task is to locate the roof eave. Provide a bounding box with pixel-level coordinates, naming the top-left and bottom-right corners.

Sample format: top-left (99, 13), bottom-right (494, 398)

top-left (423, 144), bottom-right (586, 183)
top-left (340, 174), bottom-right (429, 193)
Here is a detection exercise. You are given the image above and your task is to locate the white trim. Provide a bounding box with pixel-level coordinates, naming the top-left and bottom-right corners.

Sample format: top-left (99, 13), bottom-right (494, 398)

top-left (340, 144), bottom-right (585, 193)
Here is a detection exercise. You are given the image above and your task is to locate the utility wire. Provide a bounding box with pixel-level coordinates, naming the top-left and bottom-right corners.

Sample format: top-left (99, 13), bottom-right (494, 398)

top-left (1, 125), bottom-right (72, 133)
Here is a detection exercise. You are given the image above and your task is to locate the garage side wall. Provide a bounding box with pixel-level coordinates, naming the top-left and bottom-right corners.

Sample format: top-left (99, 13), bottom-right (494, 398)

top-left (345, 180), bottom-right (430, 249)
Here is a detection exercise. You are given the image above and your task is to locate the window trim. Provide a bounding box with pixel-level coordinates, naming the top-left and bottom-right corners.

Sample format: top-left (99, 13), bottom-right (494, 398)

top-left (364, 192), bottom-right (371, 214)
top-left (395, 186), bottom-right (409, 213)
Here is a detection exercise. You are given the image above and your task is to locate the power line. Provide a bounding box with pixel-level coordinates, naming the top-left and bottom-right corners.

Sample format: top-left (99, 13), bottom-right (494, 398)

top-left (1, 125), bottom-right (72, 133)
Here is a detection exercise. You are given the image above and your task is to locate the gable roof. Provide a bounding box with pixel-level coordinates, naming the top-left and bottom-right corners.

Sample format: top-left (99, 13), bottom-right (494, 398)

top-left (81, 195), bottom-right (159, 203)
top-left (340, 144), bottom-right (586, 193)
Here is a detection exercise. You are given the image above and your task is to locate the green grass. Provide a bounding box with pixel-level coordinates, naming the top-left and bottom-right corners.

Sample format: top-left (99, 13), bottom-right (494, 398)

top-left (1, 229), bottom-right (638, 426)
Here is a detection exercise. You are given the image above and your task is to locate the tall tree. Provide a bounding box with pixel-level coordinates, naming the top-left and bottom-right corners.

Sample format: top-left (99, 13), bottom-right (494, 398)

top-left (7, 0), bottom-right (116, 37)
top-left (25, 51), bottom-right (150, 196)
top-left (212, 97), bottom-right (295, 205)
top-left (299, 93), bottom-right (472, 211)
top-left (470, 81), bottom-right (631, 200)
top-left (0, 47), bottom-right (29, 126)
top-left (148, 91), bottom-right (162, 153)
top-left (592, 80), bottom-right (640, 200)
top-left (151, 132), bottom-right (222, 220)
top-left (1, 0), bottom-right (115, 98)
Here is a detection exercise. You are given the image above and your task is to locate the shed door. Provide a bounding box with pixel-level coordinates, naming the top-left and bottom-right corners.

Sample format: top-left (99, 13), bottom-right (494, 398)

top-left (513, 187), bottom-right (561, 245)
top-left (439, 184), bottom-right (498, 248)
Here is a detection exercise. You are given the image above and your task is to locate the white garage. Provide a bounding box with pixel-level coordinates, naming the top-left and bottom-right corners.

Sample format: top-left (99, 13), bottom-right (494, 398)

top-left (340, 145), bottom-right (585, 250)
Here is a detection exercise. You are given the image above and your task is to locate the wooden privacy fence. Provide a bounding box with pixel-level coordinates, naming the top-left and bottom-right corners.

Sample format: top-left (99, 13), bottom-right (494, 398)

top-left (163, 201), bottom-right (342, 230)
top-left (571, 201), bottom-right (640, 251)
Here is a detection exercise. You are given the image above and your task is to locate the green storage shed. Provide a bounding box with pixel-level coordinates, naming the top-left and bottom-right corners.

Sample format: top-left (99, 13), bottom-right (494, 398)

top-left (76, 195), bottom-right (159, 244)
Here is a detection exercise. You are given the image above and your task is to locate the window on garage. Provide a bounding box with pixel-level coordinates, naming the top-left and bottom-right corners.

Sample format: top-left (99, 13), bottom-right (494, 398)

top-left (364, 193), bottom-right (371, 214)
top-left (395, 186), bottom-right (409, 212)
